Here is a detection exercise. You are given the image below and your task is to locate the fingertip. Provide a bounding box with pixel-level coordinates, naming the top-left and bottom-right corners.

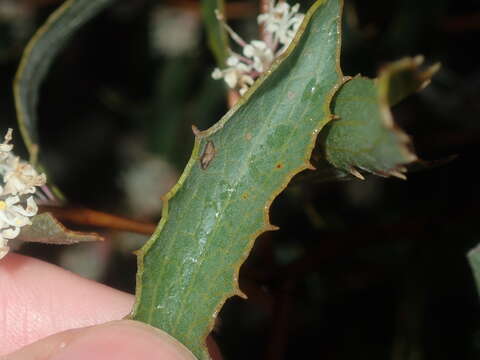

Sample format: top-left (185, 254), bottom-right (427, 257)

top-left (5, 320), bottom-right (197, 360)
top-left (0, 254), bottom-right (133, 354)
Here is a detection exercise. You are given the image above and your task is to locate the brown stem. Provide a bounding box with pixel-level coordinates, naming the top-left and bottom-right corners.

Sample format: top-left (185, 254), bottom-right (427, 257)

top-left (259, 0), bottom-right (271, 15)
top-left (41, 206), bottom-right (157, 235)
top-left (227, 90), bottom-right (240, 108)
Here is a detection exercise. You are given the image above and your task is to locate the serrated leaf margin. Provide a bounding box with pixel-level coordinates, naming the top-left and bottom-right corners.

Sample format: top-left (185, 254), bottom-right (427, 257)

top-left (132, 0), bottom-right (345, 358)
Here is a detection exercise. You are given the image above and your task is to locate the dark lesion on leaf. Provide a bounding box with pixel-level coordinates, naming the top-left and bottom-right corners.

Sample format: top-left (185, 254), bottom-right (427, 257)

top-left (275, 163), bottom-right (284, 169)
top-left (200, 140), bottom-right (216, 170)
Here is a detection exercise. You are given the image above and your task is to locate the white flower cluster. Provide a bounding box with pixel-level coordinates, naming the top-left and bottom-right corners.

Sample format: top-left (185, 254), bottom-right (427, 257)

top-left (0, 129), bottom-right (46, 259)
top-left (212, 0), bottom-right (304, 96)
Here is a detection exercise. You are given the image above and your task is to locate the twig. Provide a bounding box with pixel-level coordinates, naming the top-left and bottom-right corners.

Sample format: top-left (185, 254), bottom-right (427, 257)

top-left (41, 206), bottom-right (157, 235)
top-left (228, 90), bottom-right (240, 108)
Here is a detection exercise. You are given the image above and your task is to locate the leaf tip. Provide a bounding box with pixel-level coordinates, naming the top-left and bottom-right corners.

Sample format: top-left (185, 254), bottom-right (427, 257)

top-left (390, 170), bottom-right (407, 180)
top-left (266, 224), bottom-right (280, 232)
top-left (306, 162), bottom-right (316, 171)
top-left (412, 54), bottom-right (425, 66)
top-left (235, 289), bottom-right (248, 299)
top-left (418, 62), bottom-right (441, 90)
top-left (192, 124), bottom-right (201, 137)
top-left (349, 167), bottom-right (365, 180)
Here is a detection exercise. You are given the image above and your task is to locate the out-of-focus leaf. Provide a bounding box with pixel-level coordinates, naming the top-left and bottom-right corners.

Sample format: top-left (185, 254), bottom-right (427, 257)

top-left (380, 56), bottom-right (440, 107)
top-left (468, 245), bottom-right (480, 297)
top-left (318, 56), bottom-right (439, 179)
top-left (14, 0), bottom-right (114, 165)
top-left (201, 0), bottom-right (228, 67)
top-left (18, 212), bottom-right (103, 244)
top-left (132, 0), bottom-right (344, 358)
top-left (149, 56), bottom-right (197, 163)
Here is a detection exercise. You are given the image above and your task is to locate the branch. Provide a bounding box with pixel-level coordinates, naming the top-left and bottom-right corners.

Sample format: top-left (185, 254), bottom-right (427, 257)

top-left (42, 206), bottom-right (156, 235)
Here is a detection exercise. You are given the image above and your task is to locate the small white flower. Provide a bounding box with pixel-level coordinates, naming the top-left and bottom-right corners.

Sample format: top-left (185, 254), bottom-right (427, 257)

top-left (239, 75), bottom-right (255, 96)
top-left (2, 155), bottom-right (46, 196)
top-left (0, 128), bottom-right (13, 160)
top-left (258, 1), bottom-right (304, 50)
top-left (0, 244), bottom-right (9, 260)
top-left (211, 55), bottom-right (254, 90)
top-left (0, 195), bottom-right (32, 229)
top-left (0, 225), bottom-right (21, 260)
top-left (0, 128), bottom-right (45, 260)
top-left (211, 1), bottom-right (304, 97)
top-left (243, 40), bottom-right (274, 73)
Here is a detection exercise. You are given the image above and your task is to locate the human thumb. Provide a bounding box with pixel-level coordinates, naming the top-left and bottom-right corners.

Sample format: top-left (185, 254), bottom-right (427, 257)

top-left (2, 320), bottom-right (197, 360)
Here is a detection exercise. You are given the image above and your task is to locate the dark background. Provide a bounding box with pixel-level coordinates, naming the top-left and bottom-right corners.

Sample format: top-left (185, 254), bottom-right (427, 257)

top-left (1, 0), bottom-right (479, 359)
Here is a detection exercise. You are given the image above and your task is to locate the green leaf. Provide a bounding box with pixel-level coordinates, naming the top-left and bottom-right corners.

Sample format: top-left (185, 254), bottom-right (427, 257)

top-left (14, 0), bottom-right (114, 165)
top-left (18, 212), bottom-right (103, 244)
top-left (132, 0), bottom-right (344, 358)
top-left (468, 245), bottom-right (480, 298)
top-left (319, 56), bottom-right (439, 179)
top-left (201, 0), bottom-right (229, 67)
top-left (379, 56), bottom-right (440, 107)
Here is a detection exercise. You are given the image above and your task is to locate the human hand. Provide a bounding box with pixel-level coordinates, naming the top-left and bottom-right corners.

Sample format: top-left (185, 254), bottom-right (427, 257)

top-left (0, 254), bottom-right (198, 360)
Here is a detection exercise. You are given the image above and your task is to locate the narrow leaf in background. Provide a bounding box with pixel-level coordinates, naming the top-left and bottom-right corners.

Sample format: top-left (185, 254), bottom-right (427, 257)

top-left (9, 0), bottom-right (115, 248)
top-left (14, 0), bottom-right (114, 165)
top-left (201, 0), bottom-right (228, 67)
top-left (468, 245), bottom-right (480, 298)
